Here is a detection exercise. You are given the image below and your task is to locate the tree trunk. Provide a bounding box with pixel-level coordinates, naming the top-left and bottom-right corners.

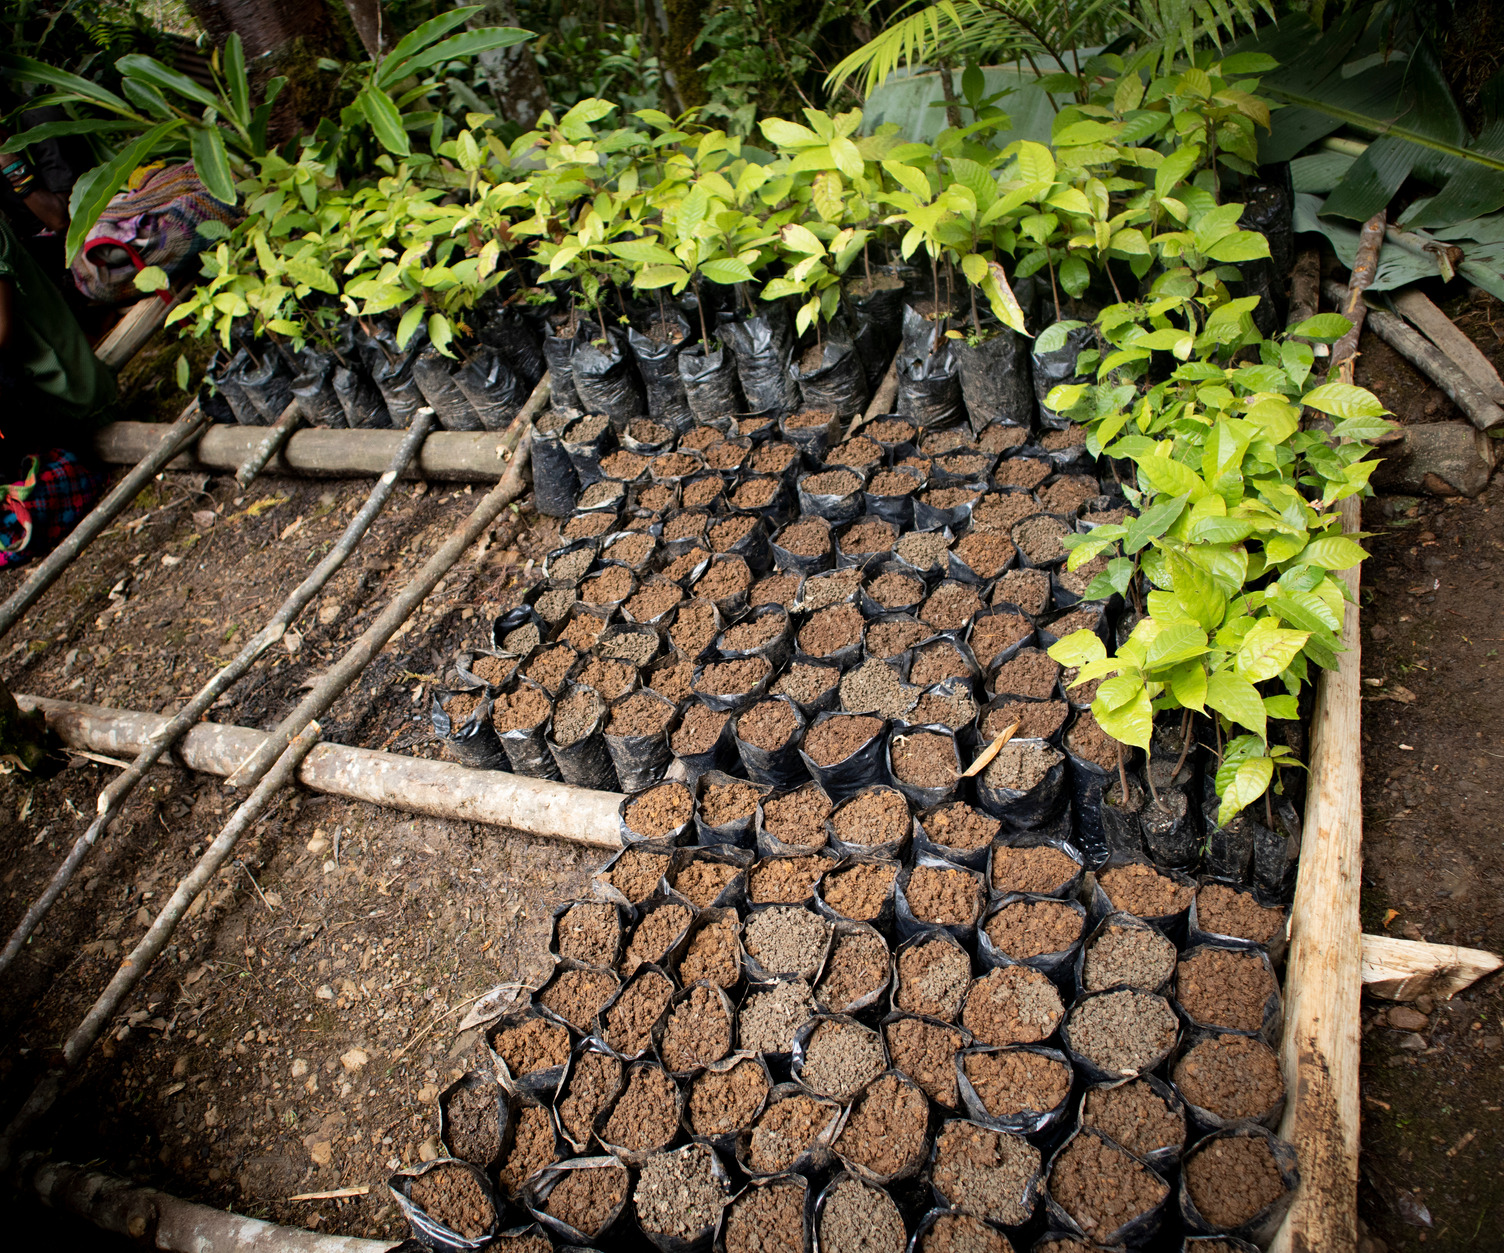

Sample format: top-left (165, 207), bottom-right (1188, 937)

top-left (468, 0), bottom-right (551, 131)
top-left (662, 0), bottom-right (707, 109)
top-left (343, 0), bottom-right (389, 58)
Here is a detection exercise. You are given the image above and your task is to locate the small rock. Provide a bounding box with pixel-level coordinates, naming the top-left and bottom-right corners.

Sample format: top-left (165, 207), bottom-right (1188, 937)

top-left (291, 1059), bottom-right (309, 1079)
top-left (315, 985), bottom-right (334, 1000)
top-left (310, 1140), bottom-right (332, 1166)
top-left (192, 510), bottom-right (216, 529)
top-left (1388, 1007), bottom-right (1430, 1031)
top-left (204, 1106), bottom-right (219, 1127)
top-left (417, 1083), bottom-right (439, 1103)
top-left (318, 603), bottom-right (341, 626)
top-left (1397, 1032), bottom-right (1428, 1051)
top-left (1414, 994), bottom-right (1436, 1014)
top-left (341, 1047), bottom-right (370, 1072)
top-left (306, 832), bottom-right (330, 855)
top-left (418, 1137), bottom-right (440, 1163)
top-left (283, 630), bottom-right (303, 653)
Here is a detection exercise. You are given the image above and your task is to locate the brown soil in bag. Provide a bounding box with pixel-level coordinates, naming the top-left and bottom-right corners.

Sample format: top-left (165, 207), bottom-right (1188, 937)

top-left (545, 1161), bottom-right (629, 1237)
top-left (534, 587), bottom-right (578, 623)
top-left (724, 1178), bottom-right (806, 1253)
top-left (1049, 1133), bottom-right (1168, 1238)
top-left (917, 1212), bottom-right (1010, 1253)
top-left (952, 531), bottom-right (1016, 580)
top-left (700, 779), bottom-right (763, 827)
top-left (1064, 711), bottom-right (1123, 771)
top-left (672, 859), bottom-right (739, 908)
top-left (601, 450), bottom-right (650, 480)
top-left (800, 568), bottom-right (863, 610)
top-left (744, 907), bottom-right (831, 975)
top-left (981, 741), bottom-right (1062, 792)
top-left (672, 703), bottom-right (730, 754)
top-left (604, 970), bottom-right (675, 1055)
top-left (821, 861), bottom-right (897, 920)
top-left (964, 1049), bottom-right (1071, 1118)
top-left (607, 846), bottom-right (671, 901)
top-left (493, 1017), bottom-right (571, 1077)
top-left (892, 734), bottom-right (962, 792)
top-left (696, 557), bottom-right (753, 600)
top-left (581, 565), bottom-right (634, 606)
top-left (993, 457), bottom-right (1051, 490)
top-left (778, 518), bottom-right (832, 558)
top-left (905, 864), bottom-right (981, 926)
top-left (409, 1161), bottom-right (496, 1238)
top-left (1060, 665), bottom-right (1103, 706)
top-left (541, 968), bottom-right (620, 1032)
top-left (1012, 515), bottom-right (1069, 565)
top-left (561, 613), bottom-right (609, 652)
top-left (982, 699), bottom-right (1067, 742)
top-left (751, 571), bottom-right (803, 607)
top-left (443, 692), bottom-right (484, 726)
top-left (681, 426), bottom-right (721, 451)
top-left (800, 603), bottom-right (865, 657)
top-left (840, 518), bottom-right (895, 555)
top-left (1174, 1035), bottom-right (1284, 1121)
top-left (711, 515), bottom-right (760, 552)
top-left (773, 662), bottom-right (839, 704)
top-left (524, 644), bottom-right (577, 693)
top-left (896, 939), bottom-right (971, 1021)
top-left (747, 1092), bottom-right (838, 1173)
top-left (665, 512), bottom-right (710, 543)
top-left (609, 690), bottom-right (672, 736)
top-left (963, 966), bottom-right (1064, 1047)
top-left (605, 532), bottom-right (655, 567)
top-left (924, 486), bottom-right (983, 510)
top-left (558, 1050), bottom-right (623, 1146)
top-left (921, 583), bottom-right (983, 631)
top-left (624, 581), bottom-right (684, 622)
top-left (984, 900), bottom-right (1082, 960)
top-left (1049, 608), bottom-right (1103, 640)
top-left (805, 715), bottom-right (883, 768)
top-left (789, 407), bottom-right (837, 430)
top-left (635, 1143), bottom-right (728, 1239)
top-left (473, 652), bottom-right (521, 685)
top-left (991, 567), bottom-right (1050, 615)
top-left (867, 417), bottom-right (915, 443)
top-left (740, 980), bottom-right (817, 1054)
top-left (1184, 1136), bottom-right (1287, 1228)
top-left (661, 985), bottom-right (734, 1070)
top-left (840, 658), bottom-right (916, 718)
top-left (622, 903), bottom-right (693, 976)
top-left (498, 1104), bottom-right (558, 1196)
top-left (749, 855), bottom-right (828, 904)
top-left (689, 1057), bottom-right (769, 1136)
top-left (835, 1072), bottom-right (929, 1176)
top-left (548, 547), bottom-right (595, 584)
top-left (763, 787), bottom-right (833, 847)
top-left (866, 571), bottom-right (924, 609)
top-left (990, 845), bottom-right (1078, 895)
top-left (969, 614), bottom-right (1031, 666)
top-left (695, 657), bottom-right (771, 698)
top-left (557, 901), bottom-right (621, 967)
top-left (922, 803), bottom-right (998, 851)
top-left (908, 642), bottom-right (971, 687)
top-left (895, 532), bottom-right (948, 571)
top-left (868, 469), bottom-right (922, 497)
top-left (818, 1177), bottom-right (906, 1253)
top-left (563, 512), bottom-right (615, 541)
top-left (1066, 990), bottom-right (1177, 1073)
top-left (935, 450), bottom-right (991, 479)
top-left (650, 453), bottom-right (699, 480)
top-left (740, 699), bottom-right (801, 750)
top-left (797, 1019), bottom-right (885, 1100)
top-left (575, 657), bottom-right (637, 702)
top-left (885, 1017), bottom-right (963, 1107)
top-left (1054, 554), bottom-right (1109, 599)
top-left (1098, 863), bottom-right (1194, 917)
top-left (1082, 1079), bottom-right (1183, 1159)
top-left (828, 436), bottom-right (884, 469)
top-left (1196, 884), bottom-right (1285, 943)
top-left (910, 686), bottom-right (977, 729)
top-left (669, 595), bottom-right (718, 651)
top-left (815, 930), bottom-right (889, 1011)
top-left (831, 788), bottom-right (908, 845)
top-left (931, 1122), bottom-right (1040, 1225)
top-left (684, 477), bottom-right (726, 509)
top-left (1082, 923), bottom-right (1177, 992)
top-left (492, 685), bottom-right (551, 733)
top-left (1037, 475), bottom-right (1095, 515)
top-left (1176, 949), bottom-right (1278, 1033)
top-left (972, 494), bottom-right (1041, 535)
top-left (990, 649), bottom-right (1060, 699)
top-left (444, 1083), bottom-right (503, 1165)
top-left (622, 788), bottom-right (691, 848)
top-left (804, 469), bottom-right (863, 496)
top-left (706, 441), bottom-right (750, 471)
top-left (680, 918), bottom-right (740, 988)
top-left (752, 441), bottom-right (799, 474)
top-left (867, 619), bottom-right (927, 658)
top-left (733, 477), bottom-right (780, 509)
top-left (602, 1065), bottom-right (680, 1152)
top-left (552, 689), bottom-right (602, 749)
top-left (645, 656), bottom-right (694, 702)
top-left (723, 612), bottom-right (788, 652)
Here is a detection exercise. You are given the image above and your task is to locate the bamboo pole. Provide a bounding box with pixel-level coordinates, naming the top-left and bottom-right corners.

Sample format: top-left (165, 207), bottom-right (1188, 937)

top-left (0, 406), bottom-right (210, 644)
top-left (0, 407), bottom-right (443, 978)
top-left (0, 430), bottom-right (535, 1172)
top-left (13, 694), bottom-right (624, 849)
top-left (234, 398), bottom-right (306, 489)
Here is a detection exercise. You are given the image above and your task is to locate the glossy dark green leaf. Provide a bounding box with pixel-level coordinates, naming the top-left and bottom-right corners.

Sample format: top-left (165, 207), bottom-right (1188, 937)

top-left (115, 54), bottom-right (221, 113)
top-left (191, 125), bottom-right (237, 205)
top-left (224, 33), bottom-right (250, 128)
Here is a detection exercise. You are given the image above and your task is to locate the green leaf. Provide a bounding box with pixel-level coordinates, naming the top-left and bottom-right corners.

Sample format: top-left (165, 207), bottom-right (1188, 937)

top-left (397, 304), bottom-right (425, 349)
top-left (1095, 674), bottom-right (1142, 711)
top-left (1290, 313), bottom-right (1352, 341)
top-left (2, 118), bottom-right (135, 149)
top-left (428, 313), bottom-right (454, 356)
top-left (1155, 143), bottom-right (1202, 200)
top-left (1301, 381), bottom-right (1386, 419)
top-left (223, 33), bottom-right (250, 127)
top-left (1203, 230), bottom-right (1271, 263)
top-left (701, 258), bottom-right (754, 284)
top-left (175, 354), bottom-right (190, 391)
top-left (1016, 140), bottom-right (1056, 186)
top-left (1205, 671), bottom-right (1267, 739)
top-left (376, 7), bottom-right (479, 87)
top-left (1123, 494), bottom-right (1189, 554)
top-left (1332, 415), bottom-right (1396, 441)
top-left (1046, 629), bottom-right (1107, 668)
top-left (1236, 620), bottom-right (1311, 682)
top-left (634, 264), bottom-right (690, 290)
top-left (115, 53), bottom-right (221, 112)
top-left (1, 53), bottom-right (134, 113)
top-left (66, 121), bottom-right (182, 263)
top-left (1217, 755), bottom-right (1274, 825)
top-left (1168, 660), bottom-right (1207, 712)
top-left (1093, 686), bottom-right (1153, 752)
top-left (391, 28), bottom-right (533, 84)
top-left (1145, 622), bottom-right (1209, 670)
top-left (133, 266), bottom-right (169, 293)
top-left (1264, 694), bottom-right (1299, 720)
top-left (358, 86), bottom-right (411, 156)
top-left (190, 126), bottom-right (237, 205)
top-left (1140, 455), bottom-right (1207, 501)
top-left (1301, 534), bottom-right (1368, 570)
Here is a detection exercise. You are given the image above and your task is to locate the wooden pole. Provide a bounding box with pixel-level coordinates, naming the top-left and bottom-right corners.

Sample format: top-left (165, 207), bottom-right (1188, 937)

top-left (14, 694), bottom-right (624, 849)
top-left (94, 292), bottom-right (182, 371)
top-left (1362, 933), bottom-right (1504, 1002)
top-left (0, 407), bottom-right (210, 645)
top-left (844, 354), bottom-right (900, 437)
top-left (0, 406), bottom-right (444, 977)
top-left (234, 398), bottom-right (306, 488)
top-left (1392, 290), bottom-right (1504, 406)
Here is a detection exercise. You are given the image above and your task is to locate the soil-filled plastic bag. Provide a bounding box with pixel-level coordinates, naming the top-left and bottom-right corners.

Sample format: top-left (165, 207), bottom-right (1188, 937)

top-left (724, 308), bottom-right (801, 414)
top-left (561, 412), bottom-right (618, 490)
top-left (389, 1158), bottom-right (502, 1252)
top-left (816, 856), bottom-right (902, 929)
top-left (1234, 173), bottom-right (1294, 337)
top-left (895, 305), bottom-right (964, 427)
top-left (693, 768), bottom-right (770, 847)
top-left (770, 518), bottom-right (834, 577)
top-left (454, 345), bottom-right (527, 431)
top-left (717, 604), bottom-right (794, 674)
top-left (360, 330), bottom-right (425, 428)
top-left (956, 1043), bottom-right (1075, 1136)
top-left (602, 689), bottom-right (676, 793)
top-left (541, 318), bottom-right (585, 411)
top-left (893, 855), bottom-right (985, 943)
top-left (240, 348), bottom-right (296, 422)
top-left (678, 340), bottom-right (746, 423)
top-left (207, 348), bottom-right (262, 424)
top-left (525, 1156), bottom-right (632, 1246)
top-left (1032, 320), bottom-right (1096, 430)
top-left (734, 1081), bottom-right (842, 1176)
top-left (529, 409), bottom-right (579, 518)
top-left (628, 310), bottom-right (696, 432)
top-left (1042, 1127), bottom-right (1173, 1247)
top-left (333, 362), bottom-right (394, 429)
top-left (886, 725), bottom-right (964, 811)
top-left (976, 893), bottom-right (1086, 979)
top-left (953, 323), bottom-right (1034, 431)
top-left (733, 695), bottom-right (807, 790)
top-left (491, 679), bottom-right (562, 781)
top-left (1140, 786), bottom-right (1199, 868)
top-left (572, 323), bottom-right (646, 423)
top-left (799, 711), bottom-right (890, 802)
top-left (1090, 854), bottom-right (1197, 941)
top-left (546, 683), bottom-right (620, 791)
top-left (479, 306), bottom-right (545, 390)
top-left (414, 343), bottom-right (484, 431)
top-left (432, 689), bottom-right (510, 770)
top-left (790, 336), bottom-right (869, 418)
top-left (289, 348), bottom-right (346, 428)
top-left (973, 739), bottom-right (1070, 832)
top-left (1178, 1126), bottom-right (1300, 1246)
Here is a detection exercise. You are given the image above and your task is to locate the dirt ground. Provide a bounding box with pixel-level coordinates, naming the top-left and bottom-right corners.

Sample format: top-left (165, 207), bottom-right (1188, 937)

top-left (0, 290), bottom-right (1501, 1248)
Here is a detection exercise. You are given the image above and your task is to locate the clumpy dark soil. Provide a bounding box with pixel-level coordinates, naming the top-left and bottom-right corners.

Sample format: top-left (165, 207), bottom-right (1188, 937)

top-left (750, 571), bottom-right (802, 607)
top-left (921, 582), bottom-right (983, 631)
top-left (984, 899), bottom-right (1083, 959)
top-left (762, 785), bottom-right (832, 847)
top-left (821, 861), bottom-right (898, 920)
top-left (990, 648), bottom-right (1061, 698)
top-left (499, 1104), bottom-right (558, 1196)
top-left (524, 643), bottom-right (578, 693)
top-left (799, 602), bottom-right (865, 657)
top-left (983, 699), bottom-right (1068, 742)
top-left (573, 655), bottom-right (636, 700)
top-left (840, 517), bottom-right (896, 555)
top-left (805, 715), bottom-right (882, 767)
top-left (443, 1083), bottom-right (503, 1165)
top-left (868, 469), bottom-right (922, 497)
top-left (602, 1064), bottom-right (680, 1152)
top-left (751, 441), bottom-right (798, 474)
top-left (696, 556), bottom-right (752, 600)
top-left (748, 855), bottom-right (827, 904)
top-left (739, 699), bottom-right (801, 750)
top-left (1082, 1079), bottom-right (1184, 1159)
top-left (1174, 1034), bottom-right (1285, 1121)
top-left (969, 611), bottom-right (1031, 664)
top-left (1013, 515), bottom-right (1070, 565)
top-left (1183, 1135), bottom-right (1288, 1228)
top-left (1197, 883), bottom-right (1285, 943)
top-left (661, 985), bottom-right (733, 1071)
top-left (1049, 1132), bottom-right (1168, 1239)
top-left (621, 902), bottom-right (692, 975)
top-left (671, 703), bottom-right (730, 754)
top-left (831, 788), bottom-right (909, 845)
top-left (962, 965), bottom-right (1064, 1046)
top-left (723, 1179), bottom-right (806, 1253)
top-left (1098, 863), bottom-right (1193, 917)
top-left (1066, 990), bottom-right (1177, 1074)
top-left (492, 1016), bottom-right (570, 1077)
top-left (982, 741), bottom-right (1062, 791)
top-left (1176, 948), bottom-right (1278, 1033)
top-left (867, 618), bottom-right (927, 658)
top-left (798, 1018), bottom-right (886, 1100)
top-left (952, 531), bottom-right (1016, 579)
top-left (558, 1051), bottom-right (624, 1147)
top-left (1081, 923), bottom-right (1177, 992)
top-left (816, 928), bottom-right (889, 1011)
top-left (492, 684), bottom-right (551, 733)
top-left (409, 1162), bottom-right (495, 1238)
top-left (840, 656), bottom-right (918, 718)
top-left (623, 579), bottom-right (683, 622)
top-left (930, 1122), bottom-right (1040, 1225)
top-left (905, 864), bottom-right (981, 926)
top-left (671, 858), bottom-right (739, 908)
top-left (442, 691), bottom-right (484, 727)
top-left (551, 687), bottom-right (602, 747)
top-left (743, 906), bottom-right (831, 976)
top-left (885, 1017), bottom-right (965, 1107)
top-left (607, 846), bottom-right (671, 901)
top-left (964, 1048), bottom-right (1071, 1118)
top-left (604, 970), bottom-right (675, 1055)
top-left (732, 476), bottom-right (779, 510)
top-left (700, 779), bottom-right (763, 826)
top-left (608, 690), bottom-right (672, 736)
top-left (669, 596), bottom-right (718, 652)
top-left (835, 1072), bottom-right (929, 1175)
top-left (922, 802), bottom-right (999, 851)
top-left (722, 611), bottom-right (788, 652)
top-left (581, 565), bottom-right (635, 606)
top-left (916, 1213), bottom-right (1010, 1253)
top-left (624, 783), bottom-right (694, 840)
top-left (777, 517), bottom-right (832, 558)
top-left (557, 901), bottom-right (621, 967)
top-left (896, 938), bottom-right (971, 1020)
top-left (545, 1162), bottom-right (629, 1237)
top-left (747, 1091), bottom-right (838, 1173)
top-left (892, 732), bottom-right (961, 791)
top-left (908, 640), bottom-right (972, 686)
top-left (710, 514), bottom-right (760, 551)
top-left (991, 844), bottom-right (1079, 894)
top-left (540, 968), bottom-right (620, 1032)
top-left (689, 1057), bottom-right (768, 1136)
top-left (867, 570), bottom-right (925, 608)
top-left (679, 918), bottom-right (740, 988)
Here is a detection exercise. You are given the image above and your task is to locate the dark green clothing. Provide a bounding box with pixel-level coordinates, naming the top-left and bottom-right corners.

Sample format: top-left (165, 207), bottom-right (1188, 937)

top-left (0, 216), bottom-right (115, 426)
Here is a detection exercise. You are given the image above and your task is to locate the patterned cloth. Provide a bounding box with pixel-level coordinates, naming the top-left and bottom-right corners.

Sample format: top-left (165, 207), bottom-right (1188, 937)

top-left (0, 449), bottom-right (106, 567)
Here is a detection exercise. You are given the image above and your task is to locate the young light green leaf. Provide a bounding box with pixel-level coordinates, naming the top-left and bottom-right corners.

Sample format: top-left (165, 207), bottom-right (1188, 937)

top-left (1301, 382), bottom-right (1386, 420)
top-left (1093, 686), bottom-right (1153, 752)
top-left (397, 303), bottom-right (425, 349)
top-left (133, 265), bottom-right (170, 293)
top-left (1217, 755), bottom-right (1274, 825)
top-left (1290, 313), bottom-right (1352, 341)
top-left (1168, 660), bottom-right (1207, 712)
top-left (1235, 620), bottom-right (1311, 683)
top-left (1300, 535), bottom-right (1368, 570)
top-left (1046, 629), bottom-right (1107, 669)
top-left (175, 353), bottom-right (190, 391)
top-left (1205, 671), bottom-right (1267, 740)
